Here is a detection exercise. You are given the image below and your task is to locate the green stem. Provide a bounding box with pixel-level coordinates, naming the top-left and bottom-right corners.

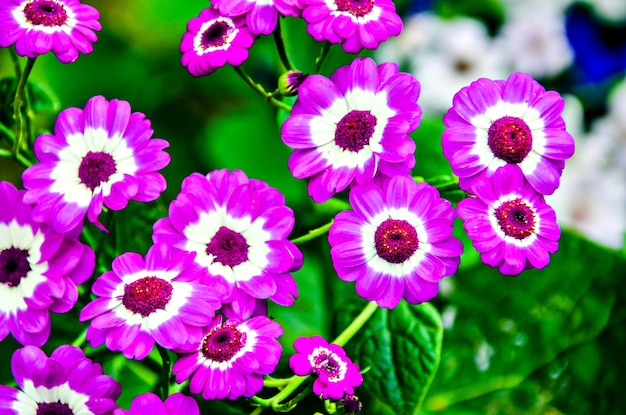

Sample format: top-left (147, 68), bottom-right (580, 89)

top-left (12, 57), bottom-right (36, 156)
top-left (273, 19), bottom-right (294, 71)
top-left (290, 220), bottom-right (333, 246)
top-left (233, 66), bottom-right (292, 112)
top-left (315, 42), bottom-right (332, 73)
top-left (70, 328), bottom-right (87, 348)
top-left (263, 376), bottom-right (293, 388)
top-left (156, 344), bottom-right (171, 400)
top-left (331, 301), bottom-right (378, 347)
top-left (0, 121), bottom-right (15, 141)
top-left (0, 147), bottom-right (32, 167)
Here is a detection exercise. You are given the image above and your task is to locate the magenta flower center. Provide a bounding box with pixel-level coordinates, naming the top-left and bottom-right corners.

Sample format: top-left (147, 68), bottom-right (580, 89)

top-left (78, 151), bottom-right (117, 191)
top-left (335, 0), bottom-right (375, 17)
top-left (487, 116), bottom-right (533, 164)
top-left (0, 247), bottom-right (31, 287)
top-left (122, 276), bottom-right (173, 317)
top-left (24, 0), bottom-right (68, 27)
top-left (201, 20), bottom-right (232, 49)
top-left (494, 198), bottom-right (536, 240)
top-left (201, 324), bottom-right (245, 362)
top-left (335, 110), bottom-right (377, 152)
top-left (374, 219), bottom-right (419, 264)
top-left (313, 350), bottom-right (345, 381)
top-left (206, 226), bottom-right (249, 267)
top-left (36, 402), bottom-right (73, 415)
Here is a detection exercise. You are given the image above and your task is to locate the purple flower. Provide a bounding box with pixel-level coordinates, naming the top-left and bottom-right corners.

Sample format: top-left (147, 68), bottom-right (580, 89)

top-left (113, 392), bottom-right (199, 415)
top-left (212, 0), bottom-right (301, 35)
top-left (0, 0), bottom-right (101, 63)
top-left (21, 95), bottom-right (170, 233)
top-left (329, 175), bottom-right (462, 308)
top-left (457, 164), bottom-right (561, 276)
top-left (278, 70), bottom-right (309, 96)
top-left (79, 243), bottom-right (222, 360)
top-left (172, 315), bottom-right (283, 400)
top-left (281, 57), bottom-right (421, 203)
top-left (301, 0), bottom-right (402, 53)
top-left (0, 181), bottom-right (94, 347)
top-left (0, 344), bottom-right (121, 415)
top-left (153, 169), bottom-right (301, 320)
top-left (442, 72), bottom-right (575, 195)
top-left (180, 7), bottom-right (255, 77)
top-left (289, 335), bottom-right (363, 400)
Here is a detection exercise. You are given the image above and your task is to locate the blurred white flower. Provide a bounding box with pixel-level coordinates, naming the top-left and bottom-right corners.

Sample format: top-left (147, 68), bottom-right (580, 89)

top-left (583, 0), bottom-right (626, 23)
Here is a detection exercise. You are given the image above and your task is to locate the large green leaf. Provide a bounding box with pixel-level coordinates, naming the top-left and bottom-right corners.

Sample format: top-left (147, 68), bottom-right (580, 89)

top-left (337, 301), bottom-right (444, 415)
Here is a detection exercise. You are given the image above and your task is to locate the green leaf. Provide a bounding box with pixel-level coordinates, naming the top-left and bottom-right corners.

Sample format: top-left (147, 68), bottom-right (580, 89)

top-left (337, 301), bottom-right (444, 415)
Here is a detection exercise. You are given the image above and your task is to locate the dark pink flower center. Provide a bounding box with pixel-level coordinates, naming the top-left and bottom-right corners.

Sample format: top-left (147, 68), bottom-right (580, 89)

top-left (314, 350), bottom-right (344, 380)
top-left (122, 276), bottom-right (173, 317)
top-left (201, 20), bottom-right (232, 49)
top-left (78, 151), bottom-right (117, 191)
top-left (487, 116), bottom-right (533, 164)
top-left (0, 247), bottom-right (31, 287)
top-left (335, 0), bottom-right (375, 17)
top-left (24, 0), bottom-right (68, 27)
top-left (206, 226), bottom-right (249, 267)
top-left (36, 402), bottom-right (73, 415)
top-left (335, 110), bottom-right (377, 152)
top-left (494, 198), bottom-right (536, 240)
top-left (201, 324), bottom-right (245, 362)
top-left (374, 219), bottom-right (419, 264)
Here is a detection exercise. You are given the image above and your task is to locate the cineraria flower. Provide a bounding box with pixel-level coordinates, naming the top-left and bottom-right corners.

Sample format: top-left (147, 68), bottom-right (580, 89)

top-left (328, 175), bottom-right (462, 308)
top-left (0, 0), bottom-right (101, 63)
top-left (301, 0), bottom-right (402, 53)
top-left (0, 344), bottom-right (121, 415)
top-left (153, 169), bottom-right (301, 320)
top-left (340, 395), bottom-right (363, 414)
top-left (172, 315), bottom-right (283, 400)
top-left (442, 72), bottom-right (575, 195)
top-left (79, 243), bottom-right (222, 360)
top-left (0, 181), bottom-right (94, 347)
top-left (22, 95), bottom-right (170, 233)
top-left (281, 57), bottom-right (421, 203)
top-left (113, 392), bottom-right (199, 415)
top-left (180, 7), bottom-right (255, 77)
top-left (278, 70), bottom-right (309, 96)
top-left (289, 335), bottom-right (363, 400)
top-left (212, 0), bottom-right (301, 35)
top-left (457, 165), bottom-right (560, 276)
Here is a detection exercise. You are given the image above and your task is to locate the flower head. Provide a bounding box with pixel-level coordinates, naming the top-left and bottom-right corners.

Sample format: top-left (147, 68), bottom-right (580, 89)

top-left (180, 7), bottom-right (255, 77)
top-left (289, 335), bottom-right (363, 400)
top-left (79, 243), bottom-right (222, 360)
top-left (113, 392), bottom-right (199, 415)
top-left (457, 164), bottom-right (561, 276)
top-left (442, 72), bottom-right (575, 195)
top-left (278, 70), bottom-right (309, 96)
top-left (281, 57), bottom-right (421, 203)
top-left (0, 344), bottom-right (121, 415)
top-left (328, 175), bottom-right (462, 308)
top-left (0, 181), bottom-right (94, 346)
top-left (172, 315), bottom-right (283, 400)
top-left (22, 95), bottom-right (170, 233)
top-left (153, 169), bottom-right (301, 320)
top-left (301, 0), bottom-right (402, 53)
top-left (212, 0), bottom-right (301, 35)
top-left (0, 0), bottom-right (101, 63)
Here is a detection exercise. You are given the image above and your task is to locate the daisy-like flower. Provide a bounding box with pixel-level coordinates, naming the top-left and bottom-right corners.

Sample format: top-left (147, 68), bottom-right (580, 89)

top-left (0, 0), bottom-right (101, 63)
top-left (113, 393), bottom-right (199, 415)
top-left (328, 175), bottom-right (462, 308)
top-left (301, 0), bottom-right (402, 53)
top-left (442, 72), bottom-right (575, 195)
top-left (22, 95), bottom-right (170, 233)
top-left (79, 243), bottom-right (222, 360)
top-left (152, 169), bottom-right (301, 320)
top-left (0, 181), bottom-right (94, 347)
top-left (172, 315), bottom-right (283, 400)
top-left (289, 335), bottom-right (363, 400)
top-left (0, 344), bottom-right (120, 415)
top-left (281, 57), bottom-right (421, 203)
top-left (212, 0), bottom-right (301, 35)
top-left (180, 7), bottom-right (255, 77)
top-left (457, 164), bottom-right (560, 276)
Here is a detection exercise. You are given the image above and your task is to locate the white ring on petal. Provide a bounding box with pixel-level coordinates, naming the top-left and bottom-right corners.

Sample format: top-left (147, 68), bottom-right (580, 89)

top-left (326, 0), bottom-right (383, 23)
top-left (19, 380), bottom-right (91, 414)
top-left (193, 17), bottom-right (239, 55)
top-left (12, 0), bottom-right (78, 34)
top-left (488, 194), bottom-right (540, 247)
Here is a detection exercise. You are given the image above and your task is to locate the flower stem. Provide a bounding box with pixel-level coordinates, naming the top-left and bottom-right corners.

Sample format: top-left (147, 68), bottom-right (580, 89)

top-left (0, 147), bottom-right (32, 167)
top-left (12, 57), bottom-right (36, 156)
top-left (315, 42), bottom-right (332, 73)
top-left (290, 220), bottom-right (333, 245)
top-left (233, 66), bottom-right (293, 112)
top-left (331, 301), bottom-right (378, 347)
top-left (156, 344), bottom-right (171, 400)
top-left (70, 328), bottom-right (88, 348)
top-left (273, 19), bottom-right (294, 71)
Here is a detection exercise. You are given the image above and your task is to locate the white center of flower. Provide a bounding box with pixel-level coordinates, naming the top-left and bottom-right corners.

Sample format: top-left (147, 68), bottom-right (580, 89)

top-left (193, 17), bottom-right (239, 55)
top-left (15, 380), bottom-right (92, 415)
